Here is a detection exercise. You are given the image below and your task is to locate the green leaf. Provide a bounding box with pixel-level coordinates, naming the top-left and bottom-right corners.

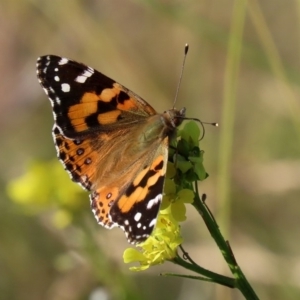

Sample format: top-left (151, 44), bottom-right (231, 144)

top-left (176, 160), bottom-right (193, 173)
top-left (164, 178), bottom-right (176, 194)
top-left (185, 169), bottom-right (199, 182)
top-left (166, 162), bottom-right (176, 178)
top-left (180, 121), bottom-right (200, 146)
top-left (194, 162), bottom-right (208, 181)
top-left (189, 146), bottom-right (201, 157)
top-left (188, 156), bottom-right (203, 163)
top-left (177, 139), bottom-right (190, 157)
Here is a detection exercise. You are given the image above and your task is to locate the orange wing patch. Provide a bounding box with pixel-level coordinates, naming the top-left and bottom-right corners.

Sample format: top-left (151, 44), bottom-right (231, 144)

top-left (53, 126), bottom-right (98, 190)
top-left (117, 155), bottom-right (165, 213)
top-left (66, 83), bottom-right (155, 133)
top-left (97, 110), bottom-right (121, 125)
top-left (108, 149), bottom-right (167, 244)
top-left (90, 186), bottom-right (120, 229)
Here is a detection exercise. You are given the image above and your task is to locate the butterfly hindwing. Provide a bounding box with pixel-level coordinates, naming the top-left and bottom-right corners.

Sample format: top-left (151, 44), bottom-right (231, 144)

top-left (111, 146), bottom-right (167, 244)
top-left (53, 125), bottom-right (97, 190)
top-left (90, 141), bottom-right (168, 243)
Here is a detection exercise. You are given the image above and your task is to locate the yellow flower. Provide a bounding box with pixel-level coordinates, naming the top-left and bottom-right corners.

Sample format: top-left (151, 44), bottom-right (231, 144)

top-left (162, 178), bottom-right (194, 222)
top-left (123, 206), bottom-right (182, 271)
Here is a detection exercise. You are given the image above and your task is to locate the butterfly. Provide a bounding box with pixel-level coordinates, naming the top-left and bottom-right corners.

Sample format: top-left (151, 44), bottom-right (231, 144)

top-left (36, 55), bottom-right (185, 244)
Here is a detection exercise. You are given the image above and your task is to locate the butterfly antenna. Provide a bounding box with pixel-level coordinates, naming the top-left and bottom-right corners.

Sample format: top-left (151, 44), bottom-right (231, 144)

top-left (172, 44), bottom-right (218, 140)
top-left (173, 44), bottom-right (189, 108)
top-left (200, 120), bottom-right (218, 140)
top-left (183, 117), bottom-right (218, 140)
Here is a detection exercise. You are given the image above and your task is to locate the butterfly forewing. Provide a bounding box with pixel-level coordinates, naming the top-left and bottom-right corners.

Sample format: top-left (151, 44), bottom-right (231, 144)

top-left (37, 55), bottom-right (157, 138)
top-left (36, 55), bottom-right (185, 244)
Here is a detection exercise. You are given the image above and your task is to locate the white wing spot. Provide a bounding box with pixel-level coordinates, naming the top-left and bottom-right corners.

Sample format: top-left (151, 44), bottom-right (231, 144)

top-left (75, 76), bottom-right (86, 83)
top-left (55, 97), bottom-right (61, 105)
top-left (149, 218), bottom-right (157, 228)
top-left (124, 220), bottom-right (129, 226)
top-left (137, 223), bottom-right (141, 228)
top-left (54, 76), bottom-right (60, 82)
top-left (61, 83), bottom-right (70, 92)
top-left (75, 68), bottom-right (94, 83)
top-left (134, 212), bottom-right (142, 222)
top-left (54, 68), bottom-right (58, 72)
top-left (143, 226), bottom-right (146, 230)
top-left (59, 58), bottom-right (68, 65)
top-left (147, 194), bottom-right (162, 209)
top-left (87, 67), bottom-right (94, 73)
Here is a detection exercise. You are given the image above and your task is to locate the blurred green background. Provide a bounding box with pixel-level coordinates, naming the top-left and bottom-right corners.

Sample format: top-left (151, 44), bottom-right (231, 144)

top-left (1, 1), bottom-right (299, 299)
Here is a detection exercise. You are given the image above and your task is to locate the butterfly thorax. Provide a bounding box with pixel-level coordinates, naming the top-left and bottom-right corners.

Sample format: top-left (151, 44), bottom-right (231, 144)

top-left (160, 107), bottom-right (186, 137)
top-left (136, 107), bottom-right (185, 148)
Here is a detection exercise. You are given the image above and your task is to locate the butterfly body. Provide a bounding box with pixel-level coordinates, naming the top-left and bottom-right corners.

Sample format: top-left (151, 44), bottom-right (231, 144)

top-left (37, 55), bottom-right (185, 244)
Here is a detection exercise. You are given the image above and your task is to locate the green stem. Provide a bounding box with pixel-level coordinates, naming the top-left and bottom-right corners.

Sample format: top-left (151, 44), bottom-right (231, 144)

top-left (162, 273), bottom-right (229, 283)
top-left (170, 254), bottom-right (236, 288)
top-left (192, 188), bottom-right (259, 300)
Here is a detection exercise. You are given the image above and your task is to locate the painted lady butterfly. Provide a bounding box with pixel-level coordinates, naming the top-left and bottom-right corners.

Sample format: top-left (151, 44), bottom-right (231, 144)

top-left (36, 55), bottom-right (185, 244)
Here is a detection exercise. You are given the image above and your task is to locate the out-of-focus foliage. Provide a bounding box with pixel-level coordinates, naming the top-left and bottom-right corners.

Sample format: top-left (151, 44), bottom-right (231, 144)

top-left (7, 160), bottom-right (85, 227)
